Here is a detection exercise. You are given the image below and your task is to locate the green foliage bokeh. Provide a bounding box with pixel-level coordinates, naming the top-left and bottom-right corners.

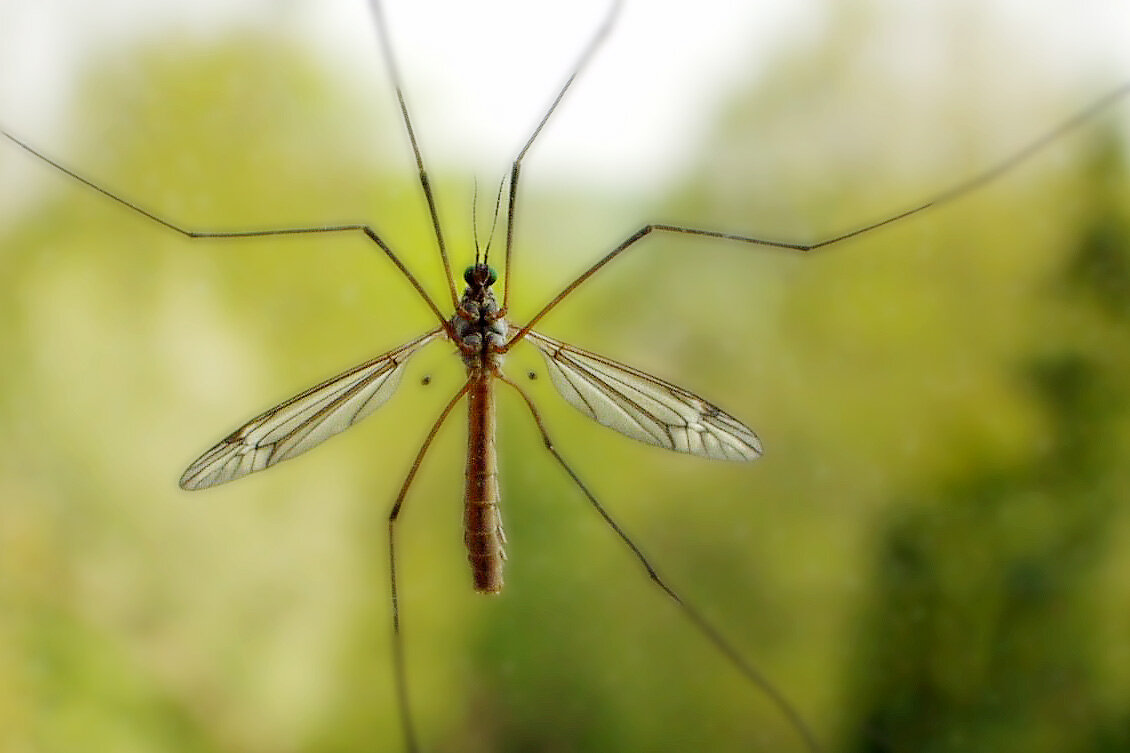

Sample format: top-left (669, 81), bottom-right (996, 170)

top-left (1, 8), bottom-right (1129, 753)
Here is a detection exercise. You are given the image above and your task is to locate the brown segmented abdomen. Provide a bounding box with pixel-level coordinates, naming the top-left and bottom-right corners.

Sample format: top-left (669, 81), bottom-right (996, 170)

top-left (464, 374), bottom-right (506, 593)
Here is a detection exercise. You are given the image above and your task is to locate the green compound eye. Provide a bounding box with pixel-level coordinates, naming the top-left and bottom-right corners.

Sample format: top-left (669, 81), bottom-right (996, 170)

top-left (463, 265), bottom-right (498, 286)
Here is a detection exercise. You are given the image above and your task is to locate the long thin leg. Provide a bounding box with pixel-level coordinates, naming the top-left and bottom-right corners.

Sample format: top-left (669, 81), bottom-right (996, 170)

top-left (499, 374), bottom-right (822, 753)
top-left (506, 81), bottom-right (1130, 345)
top-left (499, 0), bottom-right (623, 311)
top-left (0, 127), bottom-right (454, 333)
top-left (366, 0), bottom-right (459, 308)
top-left (388, 380), bottom-right (472, 753)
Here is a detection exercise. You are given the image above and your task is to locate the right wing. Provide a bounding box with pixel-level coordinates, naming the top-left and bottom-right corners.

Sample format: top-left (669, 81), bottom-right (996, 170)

top-left (180, 328), bottom-right (444, 490)
top-left (524, 330), bottom-right (761, 462)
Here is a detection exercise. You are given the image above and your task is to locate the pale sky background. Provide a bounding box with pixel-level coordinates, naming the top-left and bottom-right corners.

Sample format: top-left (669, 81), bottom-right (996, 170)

top-left (1, 0), bottom-right (1129, 205)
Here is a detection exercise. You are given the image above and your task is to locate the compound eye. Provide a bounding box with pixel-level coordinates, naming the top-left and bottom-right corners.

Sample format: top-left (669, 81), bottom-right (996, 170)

top-left (485, 266), bottom-right (498, 285)
top-left (463, 266), bottom-right (475, 284)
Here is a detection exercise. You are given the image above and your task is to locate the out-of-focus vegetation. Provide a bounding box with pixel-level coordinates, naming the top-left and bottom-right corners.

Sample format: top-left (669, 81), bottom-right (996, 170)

top-left (1, 5), bottom-right (1129, 753)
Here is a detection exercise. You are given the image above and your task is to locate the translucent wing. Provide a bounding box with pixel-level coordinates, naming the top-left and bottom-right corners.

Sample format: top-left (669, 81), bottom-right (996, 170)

top-left (180, 328), bottom-right (444, 490)
top-left (524, 331), bottom-right (761, 461)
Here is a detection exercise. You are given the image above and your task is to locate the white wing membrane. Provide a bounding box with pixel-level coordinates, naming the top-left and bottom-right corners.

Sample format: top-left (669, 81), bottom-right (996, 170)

top-left (525, 331), bottom-right (761, 461)
top-left (180, 328), bottom-right (444, 490)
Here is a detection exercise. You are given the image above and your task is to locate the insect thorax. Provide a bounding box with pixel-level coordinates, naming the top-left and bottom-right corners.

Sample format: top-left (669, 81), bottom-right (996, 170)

top-left (452, 287), bottom-right (507, 374)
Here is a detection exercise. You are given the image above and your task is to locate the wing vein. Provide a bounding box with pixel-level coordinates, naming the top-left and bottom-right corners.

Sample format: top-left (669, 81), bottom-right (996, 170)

top-left (180, 328), bottom-right (444, 490)
top-left (525, 330), bottom-right (761, 461)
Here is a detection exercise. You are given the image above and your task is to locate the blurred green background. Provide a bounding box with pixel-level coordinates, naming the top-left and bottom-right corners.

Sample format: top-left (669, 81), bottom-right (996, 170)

top-left (2, 2), bottom-right (1130, 752)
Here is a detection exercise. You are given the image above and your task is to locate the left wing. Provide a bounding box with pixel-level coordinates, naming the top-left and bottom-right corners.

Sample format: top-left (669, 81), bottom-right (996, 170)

top-left (524, 330), bottom-right (761, 461)
top-left (180, 328), bottom-right (444, 490)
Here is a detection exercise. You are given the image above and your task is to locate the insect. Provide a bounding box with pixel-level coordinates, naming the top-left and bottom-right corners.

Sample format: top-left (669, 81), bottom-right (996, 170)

top-left (2, 1), bottom-right (1128, 751)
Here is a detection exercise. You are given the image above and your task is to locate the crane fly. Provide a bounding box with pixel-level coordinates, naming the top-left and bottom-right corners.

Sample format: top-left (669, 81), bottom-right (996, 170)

top-left (2, 1), bottom-right (1129, 751)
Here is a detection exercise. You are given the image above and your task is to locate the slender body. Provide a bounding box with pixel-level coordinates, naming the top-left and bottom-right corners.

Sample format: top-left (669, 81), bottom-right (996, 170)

top-left (453, 265), bottom-right (508, 592)
top-left (464, 377), bottom-right (505, 592)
